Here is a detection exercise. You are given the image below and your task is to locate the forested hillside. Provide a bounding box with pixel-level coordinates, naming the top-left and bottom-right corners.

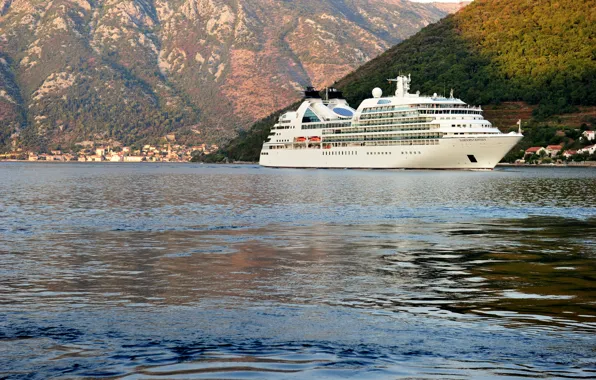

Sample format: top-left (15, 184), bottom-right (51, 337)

top-left (222, 0), bottom-right (596, 162)
top-left (338, 0), bottom-right (595, 116)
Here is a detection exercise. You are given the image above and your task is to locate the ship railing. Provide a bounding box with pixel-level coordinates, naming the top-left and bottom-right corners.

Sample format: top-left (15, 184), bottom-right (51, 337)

top-left (359, 113), bottom-right (424, 120)
top-left (361, 107), bottom-right (413, 114)
top-left (415, 104), bottom-right (482, 109)
top-left (334, 123), bottom-right (434, 133)
top-left (324, 134), bottom-right (442, 143)
top-left (323, 125), bottom-right (434, 135)
top-left (355, 121), bottom-right (425, 127)
top-left (325, 139), bottom-right (440, 147)
top-left (358, 117), bottom-right (432, 124)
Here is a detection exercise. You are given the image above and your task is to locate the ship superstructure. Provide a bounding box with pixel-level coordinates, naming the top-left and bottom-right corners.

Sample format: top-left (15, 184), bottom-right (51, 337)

top-left (259, 75), bottom-right (522, 169)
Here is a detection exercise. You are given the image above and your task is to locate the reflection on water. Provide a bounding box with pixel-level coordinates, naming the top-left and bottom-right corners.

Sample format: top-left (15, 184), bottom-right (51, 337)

top-left (0, 163), bottom-right (595, 378)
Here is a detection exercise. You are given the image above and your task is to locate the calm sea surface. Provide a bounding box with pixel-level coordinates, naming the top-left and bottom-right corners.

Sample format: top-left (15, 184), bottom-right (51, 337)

top-left (1, 163), bottom-right (595, 379)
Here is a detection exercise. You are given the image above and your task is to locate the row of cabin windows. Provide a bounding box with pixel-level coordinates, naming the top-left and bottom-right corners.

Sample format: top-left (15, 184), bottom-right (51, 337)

top-left (363, 112), bottom-right (419, 119)
top-left (439, 116), bottom-right (482, 121)
top-left (323, 140), bottom-right (440, 147)
top-left (322, 150), bottom-right (428, 157)
top-left (302, 122), bottom-right (352, 130)
top-left (362, 106), bottom-right (411, 113)
top-left (357, 119), bottom-right (432, 127)
top-left (360, 112), bottom-right (418, 120)
top-left (325, 132), bottom-right (442, 142)
top-left (262, 148), bottom-right (426, 155)
top-left (360, 140), bottom-right (440, 146)
top-left (360, 104), bottom-right (481, 114)
top-left (322, 151), bottom-right (357, 156)
top-left (419, 110), bottom-right (482, 115)
top-left (265, 139), bottom-right (441, 150)
top-left (417, 104), bottom-right (481, 109)
top-left (451, 124), bottom-right (492, 128)
top-left (451, 132), bottom-right (497, 135)
top-left (326, 125), bottom-right (435, 135)
top-left (272, 125), bottom-right (294, 130)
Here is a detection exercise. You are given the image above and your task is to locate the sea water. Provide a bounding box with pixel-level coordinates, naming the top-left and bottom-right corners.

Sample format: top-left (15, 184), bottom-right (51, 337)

top-left (1, 163), bottom-right (595, 378)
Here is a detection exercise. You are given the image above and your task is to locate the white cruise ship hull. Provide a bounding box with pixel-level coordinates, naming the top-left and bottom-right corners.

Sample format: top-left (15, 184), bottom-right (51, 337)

top-left (259, 135), bottom-right (522, 170)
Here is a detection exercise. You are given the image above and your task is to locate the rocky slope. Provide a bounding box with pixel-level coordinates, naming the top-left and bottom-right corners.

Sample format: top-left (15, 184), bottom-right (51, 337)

top-left (0, 0), bottom-right (454, 151)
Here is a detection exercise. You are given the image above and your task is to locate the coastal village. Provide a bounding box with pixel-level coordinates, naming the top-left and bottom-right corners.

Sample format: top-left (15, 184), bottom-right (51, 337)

top-left (516, 130), bottom-right (596, 165)
top-left (0, 134), bottom-right (219, 163)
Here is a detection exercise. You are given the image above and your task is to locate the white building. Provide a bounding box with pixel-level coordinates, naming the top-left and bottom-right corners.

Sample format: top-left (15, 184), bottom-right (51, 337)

top-left (89, 155), bottom-right (104, 162)
top-left (545, 145), bottom-right (563, 157)
top-left (578, 145), bottom-right (596, 155)
top-left (124, 156), bottom-right (144, 162)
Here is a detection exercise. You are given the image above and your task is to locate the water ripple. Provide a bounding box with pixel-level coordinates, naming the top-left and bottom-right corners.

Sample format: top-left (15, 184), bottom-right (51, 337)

top-left (1, 163), bottom-right (595, 378)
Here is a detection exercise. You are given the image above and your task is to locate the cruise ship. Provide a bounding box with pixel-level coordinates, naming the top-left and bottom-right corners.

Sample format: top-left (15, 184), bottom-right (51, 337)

top-left (259, 75), bottom-right (523, 169)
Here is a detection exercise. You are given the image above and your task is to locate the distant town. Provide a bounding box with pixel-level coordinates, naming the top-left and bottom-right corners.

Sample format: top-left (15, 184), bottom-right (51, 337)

top-left (0, 133), bottom-right (219, 163)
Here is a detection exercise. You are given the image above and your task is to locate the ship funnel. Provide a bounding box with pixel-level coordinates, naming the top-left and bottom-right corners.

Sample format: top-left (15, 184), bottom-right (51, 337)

top-left (304, 87), bottom-right (321, 99)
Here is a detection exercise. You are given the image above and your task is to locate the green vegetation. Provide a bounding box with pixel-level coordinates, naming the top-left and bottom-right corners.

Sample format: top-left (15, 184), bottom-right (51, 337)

top-left (217, 0), bottom-right (596, 162)
top-left (502, 117), bottom-right (596, 163)
top-left (0, 54), bottom-right (24, 151)
top-left (338, 0), bottom-right (595, 114)
top-left (218, 103), bottom-right (299, 162)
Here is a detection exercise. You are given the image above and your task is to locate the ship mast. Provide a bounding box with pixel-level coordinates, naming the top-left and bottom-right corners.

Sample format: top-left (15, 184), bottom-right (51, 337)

top-left (387, 74), bottom-right (411, 97)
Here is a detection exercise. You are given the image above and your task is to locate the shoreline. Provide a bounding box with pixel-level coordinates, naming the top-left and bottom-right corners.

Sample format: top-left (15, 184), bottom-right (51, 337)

top-left (2, 159), bottom-right (595, 168)
top-left (0, 159), bottom-right (192, 163)
top-left (496, 162), bottom-right (596, 168)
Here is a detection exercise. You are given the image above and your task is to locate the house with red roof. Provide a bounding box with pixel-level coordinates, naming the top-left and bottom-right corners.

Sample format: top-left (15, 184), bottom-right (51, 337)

top-left (578, 145), bottom-right (596, 155)
top-left (546, 145), bottom-right (563, 157)
top-left (525, 147), bottom-right (545, 156)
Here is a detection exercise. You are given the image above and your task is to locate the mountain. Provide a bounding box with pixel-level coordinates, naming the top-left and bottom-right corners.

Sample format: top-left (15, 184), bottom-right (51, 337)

top-left (430, 1), bottom-right (470, 13)
top-left (0, 0), bottom-right (454, 152)
top-left (221, 0), bottom-right (596, 162)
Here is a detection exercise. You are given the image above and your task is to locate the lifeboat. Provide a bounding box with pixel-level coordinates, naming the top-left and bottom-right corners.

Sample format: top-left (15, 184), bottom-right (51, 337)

top-left (309, 136), bottom-right (321, 142)
top-left (296, 137), bottom-right (306, 142)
